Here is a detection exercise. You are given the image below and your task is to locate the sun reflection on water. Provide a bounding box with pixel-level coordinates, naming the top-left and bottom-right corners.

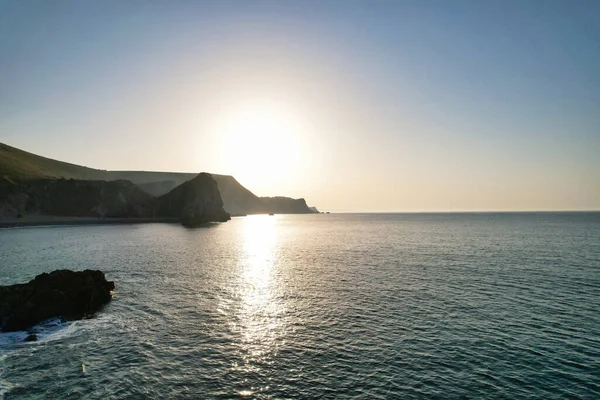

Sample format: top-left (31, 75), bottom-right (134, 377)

top-left (241, 215), bottom-right (276, 308)
top-left (232, 215), bottom-right (286, 381)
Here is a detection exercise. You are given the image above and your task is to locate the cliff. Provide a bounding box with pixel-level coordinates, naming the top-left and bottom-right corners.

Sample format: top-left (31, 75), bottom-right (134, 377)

top-left (108, 172), bottom-right (267, 215)
top-left (158, 173), bottom-right (230, 226)
top-left (0, 142), bottom-right (318, 216)
top-left (212, 175), bottom-right (267, 215)
top-left (0, 177), bottom-right (156, 219)
top-left (259, 197), bottom-right (316, 214)
top-left (1, 173), bottom-right (231, 226)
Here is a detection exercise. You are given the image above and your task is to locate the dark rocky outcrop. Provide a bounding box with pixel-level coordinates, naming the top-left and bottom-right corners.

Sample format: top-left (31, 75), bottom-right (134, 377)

top-left (24, 333), bottom-right (38, 342)
top-left (158, 173), bottom-right (230, 226)
top-left (0, 270), bottom-right (115, 332)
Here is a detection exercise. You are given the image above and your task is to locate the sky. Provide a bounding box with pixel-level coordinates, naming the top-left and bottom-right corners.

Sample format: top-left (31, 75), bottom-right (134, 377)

top-left (1, 0), bottom-right (599, 211)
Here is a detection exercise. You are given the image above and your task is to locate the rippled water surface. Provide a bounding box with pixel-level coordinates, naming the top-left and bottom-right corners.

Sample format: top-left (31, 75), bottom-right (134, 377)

top-left (1, 213), bottom-right (599, 399)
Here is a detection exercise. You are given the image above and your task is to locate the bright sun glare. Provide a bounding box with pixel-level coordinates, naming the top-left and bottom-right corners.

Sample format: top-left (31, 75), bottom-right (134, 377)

top-left (216, 99), bottom-right (305, 189)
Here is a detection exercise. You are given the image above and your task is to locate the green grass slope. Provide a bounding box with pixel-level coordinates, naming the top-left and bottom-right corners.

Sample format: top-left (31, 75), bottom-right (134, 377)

top-left (0, 142), bottom-right (106, 182)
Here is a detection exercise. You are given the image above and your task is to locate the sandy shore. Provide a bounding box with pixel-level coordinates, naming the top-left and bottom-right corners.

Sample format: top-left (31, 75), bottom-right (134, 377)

top-left (0, 215), bottom-right (179, 229)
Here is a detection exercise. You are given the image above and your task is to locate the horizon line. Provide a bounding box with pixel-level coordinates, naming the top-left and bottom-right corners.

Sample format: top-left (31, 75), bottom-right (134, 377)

top-left (321, 210), bottom-right (600, 214)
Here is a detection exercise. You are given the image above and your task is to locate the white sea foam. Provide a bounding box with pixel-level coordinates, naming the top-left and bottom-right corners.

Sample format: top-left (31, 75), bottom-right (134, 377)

top-left (0, 315), bottom-right (114, 348)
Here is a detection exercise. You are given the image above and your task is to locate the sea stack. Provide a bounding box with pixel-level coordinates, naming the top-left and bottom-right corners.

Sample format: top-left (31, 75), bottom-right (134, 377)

top-left (158, 172), bottom-right (231, 226)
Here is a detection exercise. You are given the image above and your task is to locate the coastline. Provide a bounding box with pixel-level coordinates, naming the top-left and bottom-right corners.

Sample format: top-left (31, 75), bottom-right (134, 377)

top-left (0, 215), bottom-right (180, 229)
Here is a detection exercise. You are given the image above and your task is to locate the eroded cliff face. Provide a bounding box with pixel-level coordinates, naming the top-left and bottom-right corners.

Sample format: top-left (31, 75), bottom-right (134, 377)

top-left (158, 173), bottom-right (230, 226)
top-left (0, 178), bottom-right (156, 219)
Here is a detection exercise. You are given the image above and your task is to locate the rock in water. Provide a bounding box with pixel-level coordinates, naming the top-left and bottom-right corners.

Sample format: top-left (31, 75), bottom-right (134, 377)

top-left (158, 173), bottom-right (231, 226)
top-left (24, 333), bottom-right (38, 342)
top-left (0, 270), bottom-right (115, 332)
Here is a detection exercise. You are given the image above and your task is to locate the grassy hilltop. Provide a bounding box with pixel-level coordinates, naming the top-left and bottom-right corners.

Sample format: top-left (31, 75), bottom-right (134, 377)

top-left (0, 142), bottom-right (106, 182)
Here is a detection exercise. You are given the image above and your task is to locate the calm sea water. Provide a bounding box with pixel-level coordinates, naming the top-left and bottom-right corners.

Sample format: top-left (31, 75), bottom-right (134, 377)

top-left (0, 213), bottom-right (599, 399)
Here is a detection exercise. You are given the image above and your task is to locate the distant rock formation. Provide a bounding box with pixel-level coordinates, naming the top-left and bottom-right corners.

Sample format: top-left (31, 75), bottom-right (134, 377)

top-left (158, 173), bottom-right (230, 226)
top-left (259, 196), bottom-right (317, 214)
top-left (0, 270), bottom-right (115, 333)
top-left (0, 177), bottom-right (156, 219)
top-left (213, 175), bottom-right (267, 216)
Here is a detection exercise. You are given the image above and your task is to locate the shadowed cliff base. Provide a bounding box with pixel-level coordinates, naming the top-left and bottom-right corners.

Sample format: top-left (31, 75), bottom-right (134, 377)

top-left (0, 215), bottom-right (179, 229)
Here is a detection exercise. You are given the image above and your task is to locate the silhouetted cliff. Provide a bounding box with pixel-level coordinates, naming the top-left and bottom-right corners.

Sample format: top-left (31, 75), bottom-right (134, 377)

top-left (213, 175), bottom-right (267, 215)
top-left (0, 178), bottom-right (156, 219)
top-left (0, 142), bottom-right (319, 217)
top-left (0, 173), bottom-right (231, 226)
top-left (259, 197), bottom-right (316, 214)
top-left (112, 173), bottom-right (268, 215)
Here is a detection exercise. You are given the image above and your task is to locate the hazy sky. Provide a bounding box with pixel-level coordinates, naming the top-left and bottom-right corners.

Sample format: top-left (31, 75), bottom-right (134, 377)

top-left (1, 0), bottom-right (599, 211)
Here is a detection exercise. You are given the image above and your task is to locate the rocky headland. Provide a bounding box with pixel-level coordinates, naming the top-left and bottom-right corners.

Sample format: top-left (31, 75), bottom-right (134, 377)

top-left (0, 142), bottom-right (319, 225)
top-left (0, 172), bottom-right (231, 227)
top-left (259, 196), bottom-right (316, 214)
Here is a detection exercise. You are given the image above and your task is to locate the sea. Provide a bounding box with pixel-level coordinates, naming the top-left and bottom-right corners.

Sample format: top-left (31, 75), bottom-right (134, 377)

top-left (0, 213), bottom-right (599, 399)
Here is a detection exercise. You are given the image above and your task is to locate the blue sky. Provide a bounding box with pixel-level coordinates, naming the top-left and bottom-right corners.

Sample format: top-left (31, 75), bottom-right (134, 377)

top-left (1, 0), bottom-right (599, 210)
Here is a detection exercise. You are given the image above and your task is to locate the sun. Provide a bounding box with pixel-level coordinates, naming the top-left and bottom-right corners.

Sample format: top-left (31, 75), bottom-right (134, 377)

top-left (216, 99), bottom-right (305, 191)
